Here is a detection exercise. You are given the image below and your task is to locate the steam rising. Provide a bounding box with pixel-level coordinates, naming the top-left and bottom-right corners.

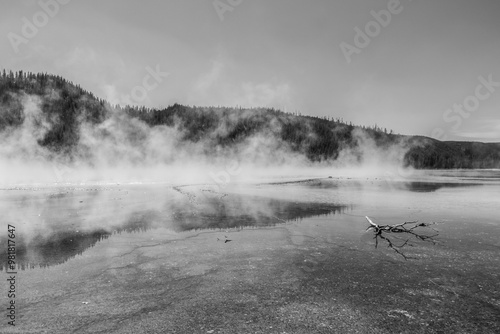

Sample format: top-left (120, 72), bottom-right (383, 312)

top-left (0, 91), bottom-right (416, 186)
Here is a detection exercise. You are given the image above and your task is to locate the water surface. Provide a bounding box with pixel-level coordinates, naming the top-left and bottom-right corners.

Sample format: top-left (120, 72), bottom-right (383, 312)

top-left (1, 171), bottom-right (499, 333)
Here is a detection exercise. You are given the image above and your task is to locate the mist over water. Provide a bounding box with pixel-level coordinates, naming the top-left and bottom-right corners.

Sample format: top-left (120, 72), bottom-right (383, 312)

top-left (0, 183), bottom-right (349, 270)
top-left (2, 93), bottom-right (497, 270)
top-left (2, 85), bottom-right (500, 334)
top-left (2, 0), bottom-right (500, 329)
top-left (2, 168), bottom-right (499, 271)
top-left (2, 92), bottom-right (498, 271)
top-left (0, 92), bottom-right (419, 186)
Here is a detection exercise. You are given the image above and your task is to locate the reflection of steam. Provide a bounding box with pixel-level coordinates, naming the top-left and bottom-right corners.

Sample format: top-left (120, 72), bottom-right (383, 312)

top-left (170, 194), bottom-right (348, 232)
top-left (365, 216), bottom-right (439, 260)
top-left (13, 229), bottom-right (110, 270)
top-left (0, 188), bottom-right (349, 270)
top-left (0, 209), bottom-right (157, 271)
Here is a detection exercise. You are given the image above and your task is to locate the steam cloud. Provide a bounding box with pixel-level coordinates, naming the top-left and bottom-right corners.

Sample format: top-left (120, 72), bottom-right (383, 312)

top-left (0, 91), bottom-right (416, 186)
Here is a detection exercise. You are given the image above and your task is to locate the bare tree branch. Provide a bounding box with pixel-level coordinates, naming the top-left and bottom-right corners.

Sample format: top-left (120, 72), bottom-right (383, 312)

top-left (365, 216), bottom-right (439, 260)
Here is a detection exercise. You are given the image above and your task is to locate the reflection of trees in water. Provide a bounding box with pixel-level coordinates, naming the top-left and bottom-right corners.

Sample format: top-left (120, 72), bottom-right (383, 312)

top-left (273, 178), bottom-right (482, 193)
top-left (402, 182), bottom-right (480, 193)
top-left (1, 193), bottom-right (350, 270)
top-left (365, 216), bottom-right (439, 260)
top-left (11, 230), bottom-right (111, 270)
top-left (171, 195), bottom-right (349, 231)
top-left (0, 210), bottom-right (157, 271)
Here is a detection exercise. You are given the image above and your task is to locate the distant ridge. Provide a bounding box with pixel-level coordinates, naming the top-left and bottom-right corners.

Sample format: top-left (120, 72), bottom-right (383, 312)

top-left (1, 70), bottom-right (499, 169)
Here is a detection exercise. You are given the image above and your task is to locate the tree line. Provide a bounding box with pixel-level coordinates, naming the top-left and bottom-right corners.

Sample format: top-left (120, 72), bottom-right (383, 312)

top-left (1, 70), bottom-right (499, 168)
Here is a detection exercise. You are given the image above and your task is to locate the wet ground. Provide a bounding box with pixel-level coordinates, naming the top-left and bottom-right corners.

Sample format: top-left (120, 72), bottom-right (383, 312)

top-left (1, 171), bottom-right (500, 333)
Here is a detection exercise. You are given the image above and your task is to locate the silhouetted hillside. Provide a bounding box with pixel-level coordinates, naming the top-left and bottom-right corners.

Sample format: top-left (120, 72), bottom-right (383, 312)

top-left (404, 137), bottom-right (500, 169)
top-left (1, 70), bottom-right (499, 169)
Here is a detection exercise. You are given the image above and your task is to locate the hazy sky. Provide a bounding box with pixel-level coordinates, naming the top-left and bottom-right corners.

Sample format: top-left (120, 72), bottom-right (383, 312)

top-left (1, 0), bottom-right (499, 142)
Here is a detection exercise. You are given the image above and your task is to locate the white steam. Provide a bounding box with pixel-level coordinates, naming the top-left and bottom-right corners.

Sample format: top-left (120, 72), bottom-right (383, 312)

top-left (0, 92), bottom-right (416, 186)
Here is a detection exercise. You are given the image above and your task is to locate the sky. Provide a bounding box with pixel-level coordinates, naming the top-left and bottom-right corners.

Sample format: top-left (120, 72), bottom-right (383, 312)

top-left (0, 0), bottom-right (499, 142)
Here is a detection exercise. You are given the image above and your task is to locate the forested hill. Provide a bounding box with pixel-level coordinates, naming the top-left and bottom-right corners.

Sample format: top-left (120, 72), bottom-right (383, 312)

top-left (1, 70), bottom-right (499, 168)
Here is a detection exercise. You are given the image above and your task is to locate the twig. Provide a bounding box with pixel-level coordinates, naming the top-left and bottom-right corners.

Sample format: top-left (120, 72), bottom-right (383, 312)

top-left (365, 216), bottom-right (439, 260)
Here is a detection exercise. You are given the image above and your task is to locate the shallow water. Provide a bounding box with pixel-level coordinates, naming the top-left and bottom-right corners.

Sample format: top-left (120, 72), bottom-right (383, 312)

top-left (1, 171), bottom-right (499, 333)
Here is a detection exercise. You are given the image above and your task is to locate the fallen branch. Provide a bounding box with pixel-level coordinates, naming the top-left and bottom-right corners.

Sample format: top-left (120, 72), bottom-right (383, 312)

top-left (365, 216), bottom-right (439, 260)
